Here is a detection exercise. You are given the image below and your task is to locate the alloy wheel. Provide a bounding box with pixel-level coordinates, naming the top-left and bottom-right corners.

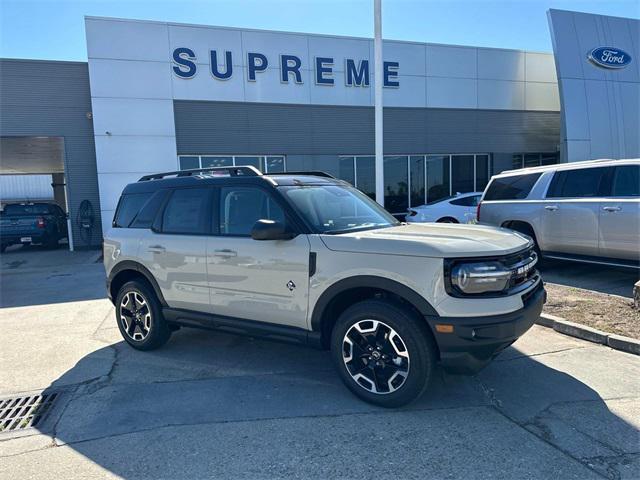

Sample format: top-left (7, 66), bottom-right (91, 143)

top-left (119, 291), bottom-right (152, 341)
top-left (342, 319), bottom-right (410, 394)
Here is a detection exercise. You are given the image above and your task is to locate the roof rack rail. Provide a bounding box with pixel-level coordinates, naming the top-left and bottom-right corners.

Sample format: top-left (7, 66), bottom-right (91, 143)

top-left (266, 171), bottom-right (336, 179)
top-left (139, 165), bottom-right (262, 181)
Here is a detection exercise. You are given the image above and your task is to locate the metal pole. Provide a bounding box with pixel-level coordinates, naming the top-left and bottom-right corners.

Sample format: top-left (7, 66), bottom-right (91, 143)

top-left (374, 0), bottom-right (384, 207)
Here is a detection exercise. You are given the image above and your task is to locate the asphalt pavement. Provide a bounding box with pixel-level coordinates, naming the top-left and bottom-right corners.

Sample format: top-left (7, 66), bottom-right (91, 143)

top-left (0, 248), bottom-right (638, 479)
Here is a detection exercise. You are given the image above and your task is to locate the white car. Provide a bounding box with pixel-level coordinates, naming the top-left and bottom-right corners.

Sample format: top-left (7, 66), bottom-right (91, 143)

top-left (406, 192), bottom-right (482, 224)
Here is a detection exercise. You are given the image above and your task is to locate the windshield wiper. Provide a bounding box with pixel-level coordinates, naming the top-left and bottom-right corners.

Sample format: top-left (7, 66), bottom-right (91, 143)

top-left (322, 224), bottom-right (395, 235)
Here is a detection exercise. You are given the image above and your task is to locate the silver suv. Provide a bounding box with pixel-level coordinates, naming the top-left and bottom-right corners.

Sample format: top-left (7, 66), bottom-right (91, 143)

top-left (104, 166), bottom-right (544, 407)
top-left (478, 159), bottom-right (639, 268)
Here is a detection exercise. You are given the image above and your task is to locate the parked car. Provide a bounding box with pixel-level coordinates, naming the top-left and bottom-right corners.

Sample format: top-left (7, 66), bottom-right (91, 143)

top-left (0, 202), bottom-right (68, 252)
top-left (478, 159), bottom-right (639, 268)
top-left (104, 166), bottom-right (544, 407)
top-left (406, 192), bottom-right (482, 224)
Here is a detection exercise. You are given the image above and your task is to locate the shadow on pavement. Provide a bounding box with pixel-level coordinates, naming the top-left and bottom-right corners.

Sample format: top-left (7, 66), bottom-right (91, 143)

top-left (29, 325), bottom-right (639, 479)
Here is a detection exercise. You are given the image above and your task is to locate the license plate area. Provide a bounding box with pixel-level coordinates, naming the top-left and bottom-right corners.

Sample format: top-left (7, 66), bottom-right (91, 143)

top-left (20, 237), bottom-right (32, 243)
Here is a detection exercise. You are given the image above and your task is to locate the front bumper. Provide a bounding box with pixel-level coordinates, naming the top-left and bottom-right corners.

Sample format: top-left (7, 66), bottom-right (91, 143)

top-left (427, 281), bottom-right (546, 374)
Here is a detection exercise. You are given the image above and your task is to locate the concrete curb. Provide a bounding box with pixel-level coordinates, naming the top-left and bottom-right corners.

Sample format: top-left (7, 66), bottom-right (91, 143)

top-left (536, 313), bottom-right (639, 355)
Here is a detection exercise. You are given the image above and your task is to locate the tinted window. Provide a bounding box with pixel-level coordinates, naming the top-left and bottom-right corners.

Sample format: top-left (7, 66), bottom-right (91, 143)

top-left (162, 188), bottom-right (210, 234)
top-left (130, 190), bottom-right (169, 229)
top-left (611, 165), bottom-right (640, 197)
top-left (3, 204), bottom-right (51, 215)
top-left (547, 167), bottom-right (607, 198)
top-left (219, 187), bottom-right (285, 236)
top-left (114, 194), bottom-right (152, 228)
top-left (450, 195), bottom-right (480, 207)
top-left (484, 173), bottom-right (542, 201)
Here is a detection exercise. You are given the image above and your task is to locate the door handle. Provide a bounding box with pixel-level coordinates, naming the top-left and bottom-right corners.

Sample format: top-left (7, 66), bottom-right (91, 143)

top-left (148, 245), bottom-right (166, 253)
top-left (213, 249), bottom-right (237, 257)
top-left (544, 205), bottom-right (559, 211)
top-left (602, 206), bottom-right (621, 212)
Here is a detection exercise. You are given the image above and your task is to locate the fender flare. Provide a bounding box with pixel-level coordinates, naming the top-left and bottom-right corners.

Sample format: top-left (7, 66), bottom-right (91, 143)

top-left (108, 260), bottom-right (168, 306)
top-left (310, 275), bottom-right (439, 332)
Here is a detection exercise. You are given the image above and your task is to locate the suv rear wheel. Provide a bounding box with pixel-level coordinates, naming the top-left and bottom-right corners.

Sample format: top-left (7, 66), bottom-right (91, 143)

top-left (115, 280), bottom-right (171, 350)
top-left (330, 299), bottom-right (437, 408)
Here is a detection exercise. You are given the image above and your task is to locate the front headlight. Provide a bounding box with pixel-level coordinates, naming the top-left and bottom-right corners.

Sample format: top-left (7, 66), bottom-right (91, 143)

top-left (450, 261), bottom-right (512, 295)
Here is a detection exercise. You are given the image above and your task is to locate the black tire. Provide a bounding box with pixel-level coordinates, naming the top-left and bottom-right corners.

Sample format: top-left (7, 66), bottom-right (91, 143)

top-left (330, 299), bottom-right (437, 408)
top-left (44, 237), bottom-right (59, 249)
top-left (437, 217), bottom-right (458, 223)
top-left (115, 280), bottom-right (171, 351)
top-left (505, 222), bottom-right (543, 266)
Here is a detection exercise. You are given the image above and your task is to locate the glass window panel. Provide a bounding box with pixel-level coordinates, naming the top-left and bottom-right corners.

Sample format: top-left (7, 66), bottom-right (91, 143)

top-left (475, 155), bottom-right (489, 191)
top-left (179, 156), bottom-right (200, 170)
top-left (162, 188), bottom-right (210, 234)
top-left (485, 173), bottom-right (543, 200)
top-left (512, 154), bottom-right (523, 170)
top-left (384, 156), bottom-right (409, 214)
top-left (426, 155), bottom-right (450, 203)
top-left (201, 156), bottom-right (233, 168)
top-left (266, 156), bottom-right (285, 173)
top-left (541, 152), bottom-right (559, 166)
top-left (355, 156), bottom-right (375, 199)
top-left (114, 193), bottom-right (152, 228)
top-left (451, 155), bottom-right (475, 194)
top-left (234, 156), bottom-right (262, 170)
top-left (219, 187), bottom-right (285, 235)
top-left (409, 156), bottom-right (425, 207)
top-left (612, 165), bottom-right (640, 197)
top-left (338, 157), bottom-right (355, 185)
top-left (524, 153), bottom-right (541, 168)
top-left (547, 167), bottom-right (608, 198)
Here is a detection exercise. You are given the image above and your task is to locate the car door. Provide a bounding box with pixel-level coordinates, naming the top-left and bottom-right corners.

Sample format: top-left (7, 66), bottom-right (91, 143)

top-left (599, 164), bottom-right (640, 261)
top-left (137, 187), bottom-right (212, 312)
top-left (540, 167), bottom-right (607, 256)
top-left (206, 185), bottom-right (310, 329)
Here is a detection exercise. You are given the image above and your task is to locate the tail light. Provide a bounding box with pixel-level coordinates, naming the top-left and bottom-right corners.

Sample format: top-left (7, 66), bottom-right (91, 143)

top-left (476, 202), bottom-right (482, 222)
top-left (36, 217), bottom-right (46, 228)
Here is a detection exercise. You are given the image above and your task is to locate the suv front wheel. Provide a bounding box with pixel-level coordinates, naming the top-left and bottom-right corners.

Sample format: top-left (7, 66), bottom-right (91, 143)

top-left (115, 280), bottom-right (171, 350)
top-left (331, 299), bottom-right (437, 408)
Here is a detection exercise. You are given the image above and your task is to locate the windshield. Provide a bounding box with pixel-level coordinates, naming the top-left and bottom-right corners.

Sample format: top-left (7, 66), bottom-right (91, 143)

top-left (280, 185), bottom-right (399, 234)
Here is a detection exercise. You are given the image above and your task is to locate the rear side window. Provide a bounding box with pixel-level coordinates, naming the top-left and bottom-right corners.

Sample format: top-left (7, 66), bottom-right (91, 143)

top-left (450, 195), bottom-right (480, 207)
top-left (219, 187), bottom-right (286, 236)
top-left (484, 173), bottom-right (542, 201)
top-left (611, 165), bottom-right (640, 197)
top-left (547, 167), bottom-right (607, 198)
top-left (161, 188), bottom-right (210, 234)
top-left (113, 193), bottom-right (152, 228)
top-left (130, 190), bottom-right (170, 228)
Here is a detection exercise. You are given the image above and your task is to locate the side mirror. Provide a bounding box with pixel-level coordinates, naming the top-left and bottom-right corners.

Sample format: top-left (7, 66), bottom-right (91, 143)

top-left (251, 219), bottom-right (295, 241)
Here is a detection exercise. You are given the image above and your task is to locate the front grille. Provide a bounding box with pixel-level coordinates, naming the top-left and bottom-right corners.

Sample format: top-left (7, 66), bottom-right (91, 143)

top-left (0, 393), bottom-right (58, 432)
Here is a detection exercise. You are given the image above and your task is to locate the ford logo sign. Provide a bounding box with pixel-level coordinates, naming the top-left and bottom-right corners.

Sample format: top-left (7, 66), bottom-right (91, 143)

top-left (588, 47), bottom-right (632, 69)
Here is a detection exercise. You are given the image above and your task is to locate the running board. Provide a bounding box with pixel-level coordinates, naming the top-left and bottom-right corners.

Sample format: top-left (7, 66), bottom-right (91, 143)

top-left (163, 307), bottom-right (323, 348)
top-left (543, 253), bottom-right (640, 270)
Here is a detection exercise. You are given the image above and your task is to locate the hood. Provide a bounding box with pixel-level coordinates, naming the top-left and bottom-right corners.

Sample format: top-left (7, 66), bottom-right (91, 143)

top-left (320, 223), bottom-right (531, 258)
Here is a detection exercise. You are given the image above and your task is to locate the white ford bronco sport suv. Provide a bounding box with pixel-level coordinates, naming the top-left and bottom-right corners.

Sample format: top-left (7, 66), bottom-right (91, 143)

top-left (104, 166), bottom-right (544, 407)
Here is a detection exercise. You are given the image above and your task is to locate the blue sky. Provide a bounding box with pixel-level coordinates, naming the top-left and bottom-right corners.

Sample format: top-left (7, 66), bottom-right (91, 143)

top-left (1, 0), bottom-right (638, 61)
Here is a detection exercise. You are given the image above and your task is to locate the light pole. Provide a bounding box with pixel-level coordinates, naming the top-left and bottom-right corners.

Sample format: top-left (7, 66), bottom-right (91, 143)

top-left (374, 0), bottom-right (384, 207)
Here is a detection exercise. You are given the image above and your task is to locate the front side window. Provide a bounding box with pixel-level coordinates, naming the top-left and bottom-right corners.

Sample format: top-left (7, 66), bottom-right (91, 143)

top-left (611, 165), bottom-right (640, 197)
top-left (281, 184), bottom-right (399, 234)
top-left (484, 173), bottom-right (542, 201)
top-left (161, 188), bottom-right (210, 234)
top-left (547, 167), bottom-right (607, 198)
top-left (219, 187), bottom-right (285, 236)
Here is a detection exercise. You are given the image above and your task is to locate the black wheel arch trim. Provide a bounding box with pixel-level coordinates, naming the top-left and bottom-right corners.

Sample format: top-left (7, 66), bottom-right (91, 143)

top-left (107, 261), bottom-right (168, 307)
top-left (310, 275), bottom-right (440, 332)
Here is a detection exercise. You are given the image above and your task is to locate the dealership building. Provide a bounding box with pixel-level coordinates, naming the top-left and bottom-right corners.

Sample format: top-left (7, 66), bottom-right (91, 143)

top-left (0, 9), bottom-right (638, 248)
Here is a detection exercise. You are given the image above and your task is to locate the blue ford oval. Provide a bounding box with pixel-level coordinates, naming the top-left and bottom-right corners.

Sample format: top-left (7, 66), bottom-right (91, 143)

top-left (588, 47), bottom-right (632, 69)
